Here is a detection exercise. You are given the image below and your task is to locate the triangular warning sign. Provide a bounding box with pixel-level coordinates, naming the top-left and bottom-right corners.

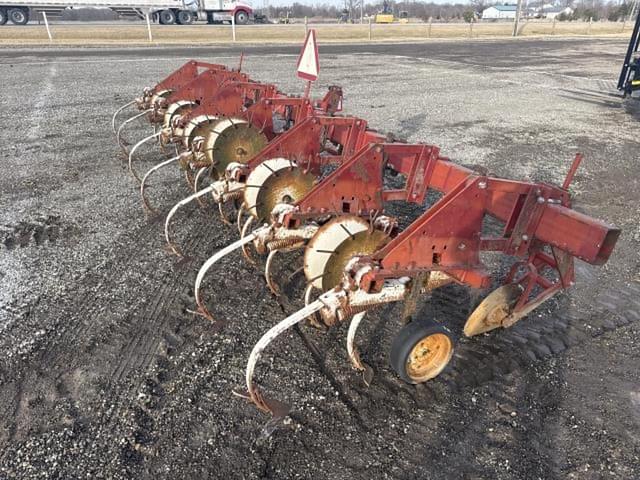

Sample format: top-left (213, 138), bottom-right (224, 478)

top-left (297, 29), bottom-right (319, 82)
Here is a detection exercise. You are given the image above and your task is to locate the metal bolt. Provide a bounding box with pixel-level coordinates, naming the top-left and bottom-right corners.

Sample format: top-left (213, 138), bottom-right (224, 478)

top-left (478, 181), bottom-right (487, 189)
top-left (458, 242), bottom-right (466, 250)
top-left (522, 235), bottom-right (529, 241)
top-left (537, 196), bottom-right (545, 204)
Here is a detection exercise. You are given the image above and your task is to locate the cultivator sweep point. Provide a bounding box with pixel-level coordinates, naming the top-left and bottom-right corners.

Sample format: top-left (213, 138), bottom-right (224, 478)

top-left (113, 52), bottom-right (621, 429)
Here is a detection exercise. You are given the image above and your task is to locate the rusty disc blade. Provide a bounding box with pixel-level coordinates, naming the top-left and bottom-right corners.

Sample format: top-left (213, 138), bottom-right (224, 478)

top-left (205, 119), bottom-right (267, 179)
top-left (304, 215), bottom-right (389, 291)
top-left (255, 166), bottom-right (315, 222)
top-left (463, 284), bottom-right (522, 337)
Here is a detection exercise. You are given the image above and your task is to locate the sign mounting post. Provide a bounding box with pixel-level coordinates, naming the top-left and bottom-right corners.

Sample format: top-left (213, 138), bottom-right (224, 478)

top-left (296, 29), bottom-right (319, 98)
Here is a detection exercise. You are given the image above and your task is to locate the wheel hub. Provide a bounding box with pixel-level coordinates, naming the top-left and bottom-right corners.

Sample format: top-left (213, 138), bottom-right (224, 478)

top-left (406, 333), bottom-right (452, 382)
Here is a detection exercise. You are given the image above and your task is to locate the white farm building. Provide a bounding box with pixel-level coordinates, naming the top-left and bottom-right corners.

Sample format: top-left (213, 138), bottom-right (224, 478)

top-left (544, 6), bottom-right (574, 19)
top-left (482, 4), bottom-right (518, 19)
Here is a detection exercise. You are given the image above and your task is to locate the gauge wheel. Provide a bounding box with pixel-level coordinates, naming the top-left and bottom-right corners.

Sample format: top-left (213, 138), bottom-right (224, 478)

top-left (390, 320), bottom-right (455, 384)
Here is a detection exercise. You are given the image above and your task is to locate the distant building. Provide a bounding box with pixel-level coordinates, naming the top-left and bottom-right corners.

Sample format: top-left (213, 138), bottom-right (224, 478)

top-left (482, 4), bottom-right (518, 20)
top-left (543, 6), bottom-right (573, 19)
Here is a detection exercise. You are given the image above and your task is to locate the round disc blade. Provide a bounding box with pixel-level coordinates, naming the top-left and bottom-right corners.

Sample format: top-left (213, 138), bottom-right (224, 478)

top-left (182, 114), bottom-right (219, 150)
top-left (463, 284), bottom-right (521, 337)
top-left (204, 118), bottom-right (267, 179)
top-left (163, 100), bottom-right (197, 129)
top-left (245, 159), bottom-right (315, 222)
top-left (304, 216), bottom-right (389, 291)
top-left (257, 169), bottom-right (314, 222)
top-left (149, 89), bottom-right (171, 105)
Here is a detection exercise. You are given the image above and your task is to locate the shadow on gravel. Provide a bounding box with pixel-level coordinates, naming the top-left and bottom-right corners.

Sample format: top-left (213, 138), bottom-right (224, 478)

top-left (623, 96), bottom-right (640, 120)
top-left (557, 88), bottom-right (625, 109)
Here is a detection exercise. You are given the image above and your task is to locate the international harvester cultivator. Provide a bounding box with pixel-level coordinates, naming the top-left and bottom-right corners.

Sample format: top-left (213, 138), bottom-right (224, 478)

top-left (113, 35), bottom-right (621, 426)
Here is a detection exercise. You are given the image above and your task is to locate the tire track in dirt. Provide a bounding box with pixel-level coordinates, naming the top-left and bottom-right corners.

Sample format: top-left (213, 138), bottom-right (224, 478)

top-left (0, 216), bottom-right (62, 250)
top-left (0, 142), bottom-right (212, 452)
top-left (0, 189), bottom-right (151, 421)
top-left (34, 205), bottom-right (151, 367)
top-left (109, 215), bottom-right (211, 385)
top-left (9, 133), bottom-right (165, 365)
top-left (81, 199), bottom-right (220, 473)
top-left (259, 260), bottom-right (640, 457)
top-left (34, 143), bottom-right (202, 370)
top-left (5, 373), bottom-right (24, 444)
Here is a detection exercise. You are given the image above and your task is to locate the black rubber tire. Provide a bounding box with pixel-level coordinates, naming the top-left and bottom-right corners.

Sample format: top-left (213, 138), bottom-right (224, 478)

top-left (390, 320), bottom-right (455, 384)
top-left (0, 8), bottom-right (7, 26)
top-left (176, 10), bottom-right (194, 25)
top-left (8, 7), bottom-right (29, 25)
top-left (158, 9), bottom-right (176, 25)
top-left (234, 9), bottom-right (249, 25)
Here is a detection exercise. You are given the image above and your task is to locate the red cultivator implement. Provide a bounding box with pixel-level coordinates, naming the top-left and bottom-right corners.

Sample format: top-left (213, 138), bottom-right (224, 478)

top-left (161, 88), bottom-right (344, 257)
top-left (112, 34), bottom-right (621, 429)
top-left (113, 60), bottom-right (236, 152)
top-left (237, 147), bottom-right (619, 418)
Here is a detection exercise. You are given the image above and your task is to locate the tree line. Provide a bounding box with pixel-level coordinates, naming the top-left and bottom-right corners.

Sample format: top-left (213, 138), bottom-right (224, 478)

top-left (264, 0), bottom-right (638, 22)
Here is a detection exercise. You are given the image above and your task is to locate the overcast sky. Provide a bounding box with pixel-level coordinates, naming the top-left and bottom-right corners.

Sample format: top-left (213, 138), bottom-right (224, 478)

top-left (258, 0), bottom-right (472, 7)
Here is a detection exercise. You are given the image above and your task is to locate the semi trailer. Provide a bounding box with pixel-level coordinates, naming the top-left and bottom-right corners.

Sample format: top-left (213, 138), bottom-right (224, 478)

top-left (0, 0), bottom-right (253, 25)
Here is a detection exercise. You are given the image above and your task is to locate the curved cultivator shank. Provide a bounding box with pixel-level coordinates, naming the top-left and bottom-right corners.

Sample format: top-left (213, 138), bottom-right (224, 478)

top-left (117, 109), bottom-right (153, 155)
top-left (114, 58), bottom-right (621, 430)
top-left (128, 132), bottom-right (161, 183)
top-left (194, 227), bottom-right (267, 321)
top-left (112, 100), bottom-right (136, 135)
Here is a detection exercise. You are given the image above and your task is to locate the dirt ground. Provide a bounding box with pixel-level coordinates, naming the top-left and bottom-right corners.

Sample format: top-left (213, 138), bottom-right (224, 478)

top-left (0, 38), bottom-right (639, 479)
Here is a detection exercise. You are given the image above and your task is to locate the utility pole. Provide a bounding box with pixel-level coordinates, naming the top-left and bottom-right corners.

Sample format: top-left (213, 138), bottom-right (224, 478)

top-left (512, 0), bottom-right (524, 36)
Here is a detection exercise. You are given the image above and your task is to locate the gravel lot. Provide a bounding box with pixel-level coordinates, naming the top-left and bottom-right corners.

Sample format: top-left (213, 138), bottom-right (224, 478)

top-left (0, 38), bottom-right (639, 479)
